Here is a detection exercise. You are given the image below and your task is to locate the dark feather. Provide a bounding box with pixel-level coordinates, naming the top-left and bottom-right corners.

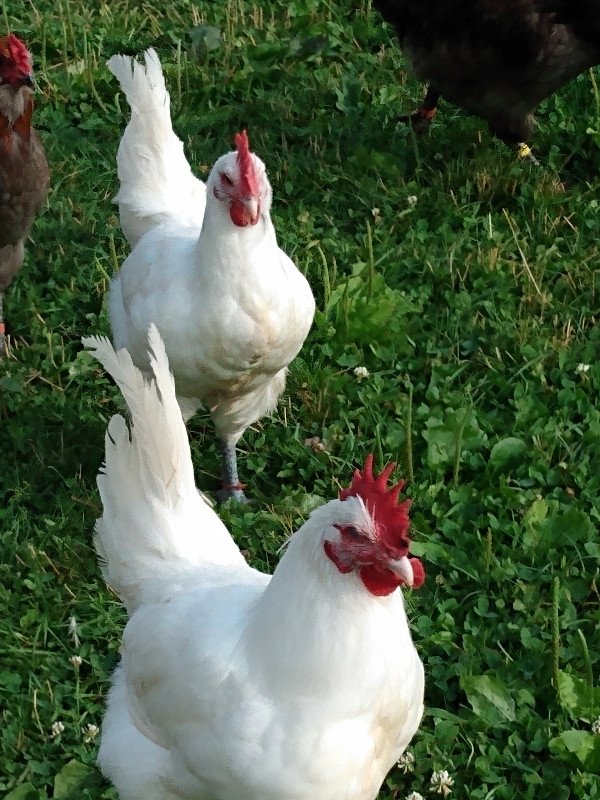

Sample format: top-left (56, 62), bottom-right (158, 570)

top-left (373, 0), bottom-right (600, 144)
top-left (0, 34), bottom-right (50, 353)
top-left (0, 95), bottom-right (49, 289)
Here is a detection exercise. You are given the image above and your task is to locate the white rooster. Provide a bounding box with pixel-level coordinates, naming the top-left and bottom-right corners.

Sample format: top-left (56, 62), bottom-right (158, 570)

top-left (106, 49), bottom-right (315, 502)
top-left (84, 326), bottom-right (426, 800)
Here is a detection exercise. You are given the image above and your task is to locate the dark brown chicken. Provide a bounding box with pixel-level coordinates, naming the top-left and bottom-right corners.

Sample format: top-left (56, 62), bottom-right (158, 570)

top-left (0, 34), bottom-right (50, 355)
top-left (372, 0), bottom-right (600, 156)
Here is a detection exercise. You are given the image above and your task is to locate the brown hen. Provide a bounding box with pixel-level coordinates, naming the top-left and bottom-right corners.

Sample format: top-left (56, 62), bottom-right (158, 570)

top-left (0, 34), bottom-right (50, 355)
top-left (372, 0), bottom-right (600, 157)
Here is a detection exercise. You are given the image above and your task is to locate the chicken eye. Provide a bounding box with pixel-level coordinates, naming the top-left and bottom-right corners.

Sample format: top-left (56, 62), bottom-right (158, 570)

top-left (220, 173), bottom-right (233, 186)
top-left (345, 526), bottom-right (362, 540)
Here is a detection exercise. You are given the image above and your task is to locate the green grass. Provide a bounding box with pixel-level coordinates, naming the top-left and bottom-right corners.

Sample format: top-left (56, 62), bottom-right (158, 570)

top-left (1, 0), bottom-right (600, 798)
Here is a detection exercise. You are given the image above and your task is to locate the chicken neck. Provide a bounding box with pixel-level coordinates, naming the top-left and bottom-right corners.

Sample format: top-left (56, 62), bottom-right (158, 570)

top-left (243, 509), bottom-right (414, 700)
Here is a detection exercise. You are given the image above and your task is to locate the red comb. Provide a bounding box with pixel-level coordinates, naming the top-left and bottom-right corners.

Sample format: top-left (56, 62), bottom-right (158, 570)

top-left (340, 454), bottom-right (411, 555)
top-left (234, 130), bottom-right (258, 198)
top-left (2, 34), bottom-right (32, 74)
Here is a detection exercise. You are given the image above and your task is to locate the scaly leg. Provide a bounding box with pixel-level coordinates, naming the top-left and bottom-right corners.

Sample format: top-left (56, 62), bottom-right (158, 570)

top-left (400, 85), bottom-right (440, 134)
top-left (516, 142), bottom-right (539, 165)
top-left (215, 438), bottom-right (250, 505)
top-left (492, 124), bottom-right (539, 165)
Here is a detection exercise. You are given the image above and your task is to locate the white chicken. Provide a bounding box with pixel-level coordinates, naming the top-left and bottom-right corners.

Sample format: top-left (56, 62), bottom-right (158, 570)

top-left (84, 326), bottom-right (426, 800)
top-left (106, 49), bottom-right (315, 502)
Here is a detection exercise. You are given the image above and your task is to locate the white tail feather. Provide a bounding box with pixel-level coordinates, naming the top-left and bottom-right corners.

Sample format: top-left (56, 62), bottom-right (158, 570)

top-left (83, 326), bottom-right (244, 613)
top-left (107, 48), bottom-right (206, 247)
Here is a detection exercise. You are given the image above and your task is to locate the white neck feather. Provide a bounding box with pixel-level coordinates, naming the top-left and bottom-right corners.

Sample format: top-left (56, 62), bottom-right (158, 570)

top-left (243, 498), bottom-right (412, 697)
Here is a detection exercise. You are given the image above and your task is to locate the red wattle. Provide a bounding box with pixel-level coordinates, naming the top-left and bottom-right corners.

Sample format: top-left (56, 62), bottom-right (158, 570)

top-left (410, 557), bottom-right (426, 589)
top-left (359, 564), bottom-right (402, 597)
top-left (230, 201), bottom-right (259, 227)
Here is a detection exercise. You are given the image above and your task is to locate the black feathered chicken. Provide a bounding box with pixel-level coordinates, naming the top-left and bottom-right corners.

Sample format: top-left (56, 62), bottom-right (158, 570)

top-left (372, 0), bottom-right (600, 157)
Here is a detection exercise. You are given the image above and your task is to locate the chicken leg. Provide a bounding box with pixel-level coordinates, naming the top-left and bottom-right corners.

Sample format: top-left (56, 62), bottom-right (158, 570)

top-left (403, 84), bottom-right (540, 163)
top-left (401, 84), bottom-right (440, 134)
top-left (216, 439), bottom-right (250, 505)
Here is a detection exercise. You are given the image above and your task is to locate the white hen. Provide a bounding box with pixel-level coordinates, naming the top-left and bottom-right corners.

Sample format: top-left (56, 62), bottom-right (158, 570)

top-left (84, 326), bottom-right (426, 800)
top-left (106, 49), bottom-right (315, 502)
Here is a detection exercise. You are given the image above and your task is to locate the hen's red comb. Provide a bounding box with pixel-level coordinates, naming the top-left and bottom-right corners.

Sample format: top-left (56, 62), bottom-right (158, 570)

top-left (340, 454), bottom-right (411, 555)
top-left (0, 34), bottom-right (32, 74)
top-left (234, 130), bottom-right (258, 198)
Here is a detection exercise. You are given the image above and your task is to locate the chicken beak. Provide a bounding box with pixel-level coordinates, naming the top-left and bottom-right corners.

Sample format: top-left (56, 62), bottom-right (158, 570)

top-left (21, 74), bottom-right (35, 87)
top-left (388, 556), bottom-right (414, 587)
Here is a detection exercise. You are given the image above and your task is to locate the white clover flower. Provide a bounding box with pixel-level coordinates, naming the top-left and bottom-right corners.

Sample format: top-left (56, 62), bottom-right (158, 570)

top-left (353, 366), bottom-right (369, 380)
top-left (69, 654), bottom-right (83, 668)
top-left (68, 616), bottom-right (80, 648)
top-left (304, 436), bottom-right (326, 453)
top-left (407, 195), bottom-right (418, 206)
top-left (82, 723), bottom-right (99, 743)
top-left (576, 363), bottom-right (590, 374)
top-left (50, 720), bottom-right (65, 738)
top-left (592, 717), bottom-right (600, 735)
top-left (398, 750), bottom-right (415, 773)
top-left (430, 770), bottom-right (454, 796)
top-left (407, 793), bottom-right (425, 800)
